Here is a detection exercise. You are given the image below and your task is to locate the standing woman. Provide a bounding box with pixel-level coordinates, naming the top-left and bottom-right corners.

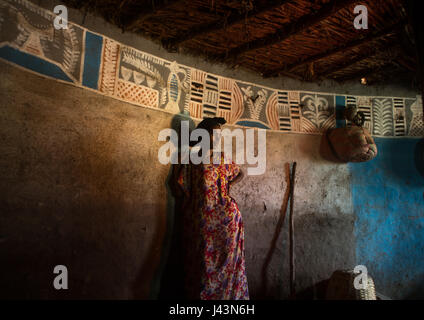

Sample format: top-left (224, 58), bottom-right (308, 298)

top-left (174, 117), bottom-right (249, 300)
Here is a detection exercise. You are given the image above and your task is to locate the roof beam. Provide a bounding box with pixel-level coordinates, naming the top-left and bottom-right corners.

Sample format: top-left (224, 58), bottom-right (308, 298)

top-left (213, 0), bottom-right (360, 62)
top-left (319, 39), bottom-right (400, 77)
top-left (334, 47), bottom-right (416, 82)
top-left (121, 0), bottom-right (184, 32)
top-left (404, 0), bottom-right (424, 110)
top-left (331, 61), bottom-right (399, 82)
top-left (164, 0), bottom-right (291, 49)
top-left (322, 53), bottom-right (377, 77)
top-left (265, 20), bottom-right (406, 77)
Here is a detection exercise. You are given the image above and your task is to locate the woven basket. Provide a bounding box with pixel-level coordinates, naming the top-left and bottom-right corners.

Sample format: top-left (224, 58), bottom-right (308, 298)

top-left (326, 270), bottom-right (376, 300)
top-left (327, 126), bottom-right (378, 163)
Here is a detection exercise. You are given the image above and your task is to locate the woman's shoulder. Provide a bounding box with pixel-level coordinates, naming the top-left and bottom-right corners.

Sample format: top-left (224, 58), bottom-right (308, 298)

top-left (221, 152), bottom-right (235, 164)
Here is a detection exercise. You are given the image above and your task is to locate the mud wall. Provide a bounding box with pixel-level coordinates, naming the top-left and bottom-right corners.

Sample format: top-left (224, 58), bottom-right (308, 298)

top-left (0, 0), bottom-right (423, 300)
top-left (0, 60), bottom-right (356, 299)
top-left (350, 138), bottom-right (424, 299)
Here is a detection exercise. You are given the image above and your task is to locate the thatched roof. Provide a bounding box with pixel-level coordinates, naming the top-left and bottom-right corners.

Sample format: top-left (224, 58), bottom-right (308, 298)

top-left (63, 0), bottom-right (419, 85)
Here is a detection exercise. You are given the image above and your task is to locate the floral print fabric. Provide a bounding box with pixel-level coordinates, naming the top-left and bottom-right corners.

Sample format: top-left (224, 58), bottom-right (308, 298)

top-left (177, 153), bottom-right (249, 300)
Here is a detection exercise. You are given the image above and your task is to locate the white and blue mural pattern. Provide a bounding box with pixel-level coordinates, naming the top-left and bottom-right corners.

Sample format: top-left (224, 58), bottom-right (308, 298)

top-left (0, 0), bottom-right (423, 138)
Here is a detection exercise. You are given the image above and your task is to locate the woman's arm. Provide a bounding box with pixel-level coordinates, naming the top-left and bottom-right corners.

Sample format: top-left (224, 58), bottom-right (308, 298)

top-left (171, 164), bottom-right (185, 198)
top-left (229, 167), bottom-right (244, 186)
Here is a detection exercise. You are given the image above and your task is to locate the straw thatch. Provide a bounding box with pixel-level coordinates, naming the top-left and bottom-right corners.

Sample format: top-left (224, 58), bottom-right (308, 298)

top-left (63, 0), bottom-right (419, 85)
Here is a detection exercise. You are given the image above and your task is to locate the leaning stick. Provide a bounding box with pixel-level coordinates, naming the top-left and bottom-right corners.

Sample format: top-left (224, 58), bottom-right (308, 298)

top-left (289, 162), bottom-right (297, 299)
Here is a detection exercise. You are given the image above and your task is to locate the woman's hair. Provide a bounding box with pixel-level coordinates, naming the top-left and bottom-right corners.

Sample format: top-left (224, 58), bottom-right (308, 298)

top-left (196, 117), bottom-right (226, 132)
top-left (189, 117), bottom-right (226, 147)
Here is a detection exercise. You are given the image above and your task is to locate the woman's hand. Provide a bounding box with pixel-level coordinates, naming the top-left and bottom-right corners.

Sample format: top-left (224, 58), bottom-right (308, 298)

top-left (229, 168), bottom-right (244, 186)
top-left (171, 164), bottom-right (185, 198)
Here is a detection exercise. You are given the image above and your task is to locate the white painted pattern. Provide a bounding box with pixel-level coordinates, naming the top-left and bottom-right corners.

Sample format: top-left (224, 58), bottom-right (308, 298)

top-left (409, 96), bottom-right (424, 136)
top-left (372, 98), bottom-right (393, 136)
top-left (0, 0), bottom-right (422, 137)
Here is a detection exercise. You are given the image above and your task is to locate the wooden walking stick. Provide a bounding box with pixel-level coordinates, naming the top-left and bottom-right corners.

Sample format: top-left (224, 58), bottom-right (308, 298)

top-left (262, 163), bottom-right (292, 298)
top-left (289, 162), bottom-right (297, 299)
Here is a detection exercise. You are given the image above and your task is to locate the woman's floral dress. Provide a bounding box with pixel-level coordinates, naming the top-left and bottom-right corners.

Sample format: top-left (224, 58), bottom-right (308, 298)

top-left (177, 153), bottom-right (249, 300)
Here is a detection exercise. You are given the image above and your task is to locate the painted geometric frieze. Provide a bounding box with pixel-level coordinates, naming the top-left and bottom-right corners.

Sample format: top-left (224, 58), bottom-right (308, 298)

top-left (345, 96), bottom-right (357, 127)
top-left (118, 46), bottom-right (164, 109)
top-left (0, 0), bottom-right (83, 83)
top-left (188, 70), bottom-right (237, 123)
top-left (300, 93), bottom-right (335, 133)
top-left (335, 96), bottom-right (347, 128)
top-left (393, 98), bottom-right (406, 136)
top-left (165, 60), bottom-right (190, 113)
top-left (189, 70), bottom-right (206, 119)
top-left (0, 0), bottom-right (422, 138)
top-left (275, 91), bottom-right (293, 132)
top-left (265, 91), bottom-right (302, 132)
top-left (372, 98), bottom-right (393, 136)
top-left (117, 46), bottom-right (190, 113)
top-left (98, 38), bottom-right (120, 95)
top-left (406, 96), bottom-right (424, 136)
top-left (236, 82), bottom-right (272, 129)
top-left (189, 69), bottom-right (205, 119)
top-left (216, 77), bottom-right (233, 122)
top-left (202, 73), bottom-right (219, 117)
top-left (357, 96), bottom-right (373, 133)
top-left (276, 91), bottom-right (291, 132)
top-left (265, 91), bottom-right (279, 131)
top-left (115, 79), bottom-right (159, 108)
top-left (288, 91), bottom-right (302, 132)
top-left (346, 96), bottom-right (357, 109)
top-left (230, 81), bottom-right (244, 124)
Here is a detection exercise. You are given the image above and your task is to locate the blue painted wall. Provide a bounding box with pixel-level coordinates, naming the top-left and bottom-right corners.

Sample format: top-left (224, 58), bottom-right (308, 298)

top-left (335, 95), bottom-right (346, 128)
top-left (350, 138), bottom-right (424, 299)
top-left (0, 46), bottom-right (73, 83)
top-left (235, 120), bottom-right (270, 129)
top-left (82, 32), bottom-right (103, 90)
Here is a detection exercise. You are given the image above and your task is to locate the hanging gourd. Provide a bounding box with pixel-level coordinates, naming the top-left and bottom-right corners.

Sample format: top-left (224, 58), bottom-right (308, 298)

top-left (327, 106), bottom-right (378, 163)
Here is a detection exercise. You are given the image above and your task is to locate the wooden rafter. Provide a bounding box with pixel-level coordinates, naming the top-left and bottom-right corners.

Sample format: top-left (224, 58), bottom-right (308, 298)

top-left (404, 0), bottom-right (424, 112)
top-left (323, 54), bottom-right (378, 77)
top-left (61, 0), bottom-right (415, 85)
top-left (319, 39), bottom-right (400, 78)
top-left (213, 0), bottom-right (360, 62)
top-left (122, 0), bottom-right (185, 31)
top-left (163, 0), bottom-right (291, 49)
top-left (265, 20), bottom-right (406, 78)
top-left (332, 60), bottom-right (400, 82)
top-left (395, 56), bottom-right (417, 72)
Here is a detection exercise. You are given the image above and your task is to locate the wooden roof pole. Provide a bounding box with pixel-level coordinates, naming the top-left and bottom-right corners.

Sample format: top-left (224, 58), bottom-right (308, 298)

top-left (122, 0), bottom-right (185, 32)
top-left (318, 39), bottom-right (401, 78)
top-left (164, 0), bottom-right (291, 49)
top-left (331, 62), bottom-right (399, 82)
top-left (404, 0), bottom-right (424, 115)
top-left (265, 20), bottom-right (406, 78)
top-left (214, 0), bottom-right (360, 62)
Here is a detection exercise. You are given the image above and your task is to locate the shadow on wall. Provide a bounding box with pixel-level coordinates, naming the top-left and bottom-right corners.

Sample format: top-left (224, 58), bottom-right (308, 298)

top-left (319, 131), bottom-right (345, 164)
top-left (414, 138), bottom-right (424, 180)
top-left (246, 205), bottom-right (356, 300)
top-left (383, 137), bottom-right (424, 188)
top-left (293, 212), bottom-right (356, 299)
top-left (404, 273), bottom-right (424, 299)
top-left (155, 112), bottom-right (195, 300)
top-left (0, 95), bottom-right (167, 299)
top-left (259, 163), bottom-right (291, 299)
